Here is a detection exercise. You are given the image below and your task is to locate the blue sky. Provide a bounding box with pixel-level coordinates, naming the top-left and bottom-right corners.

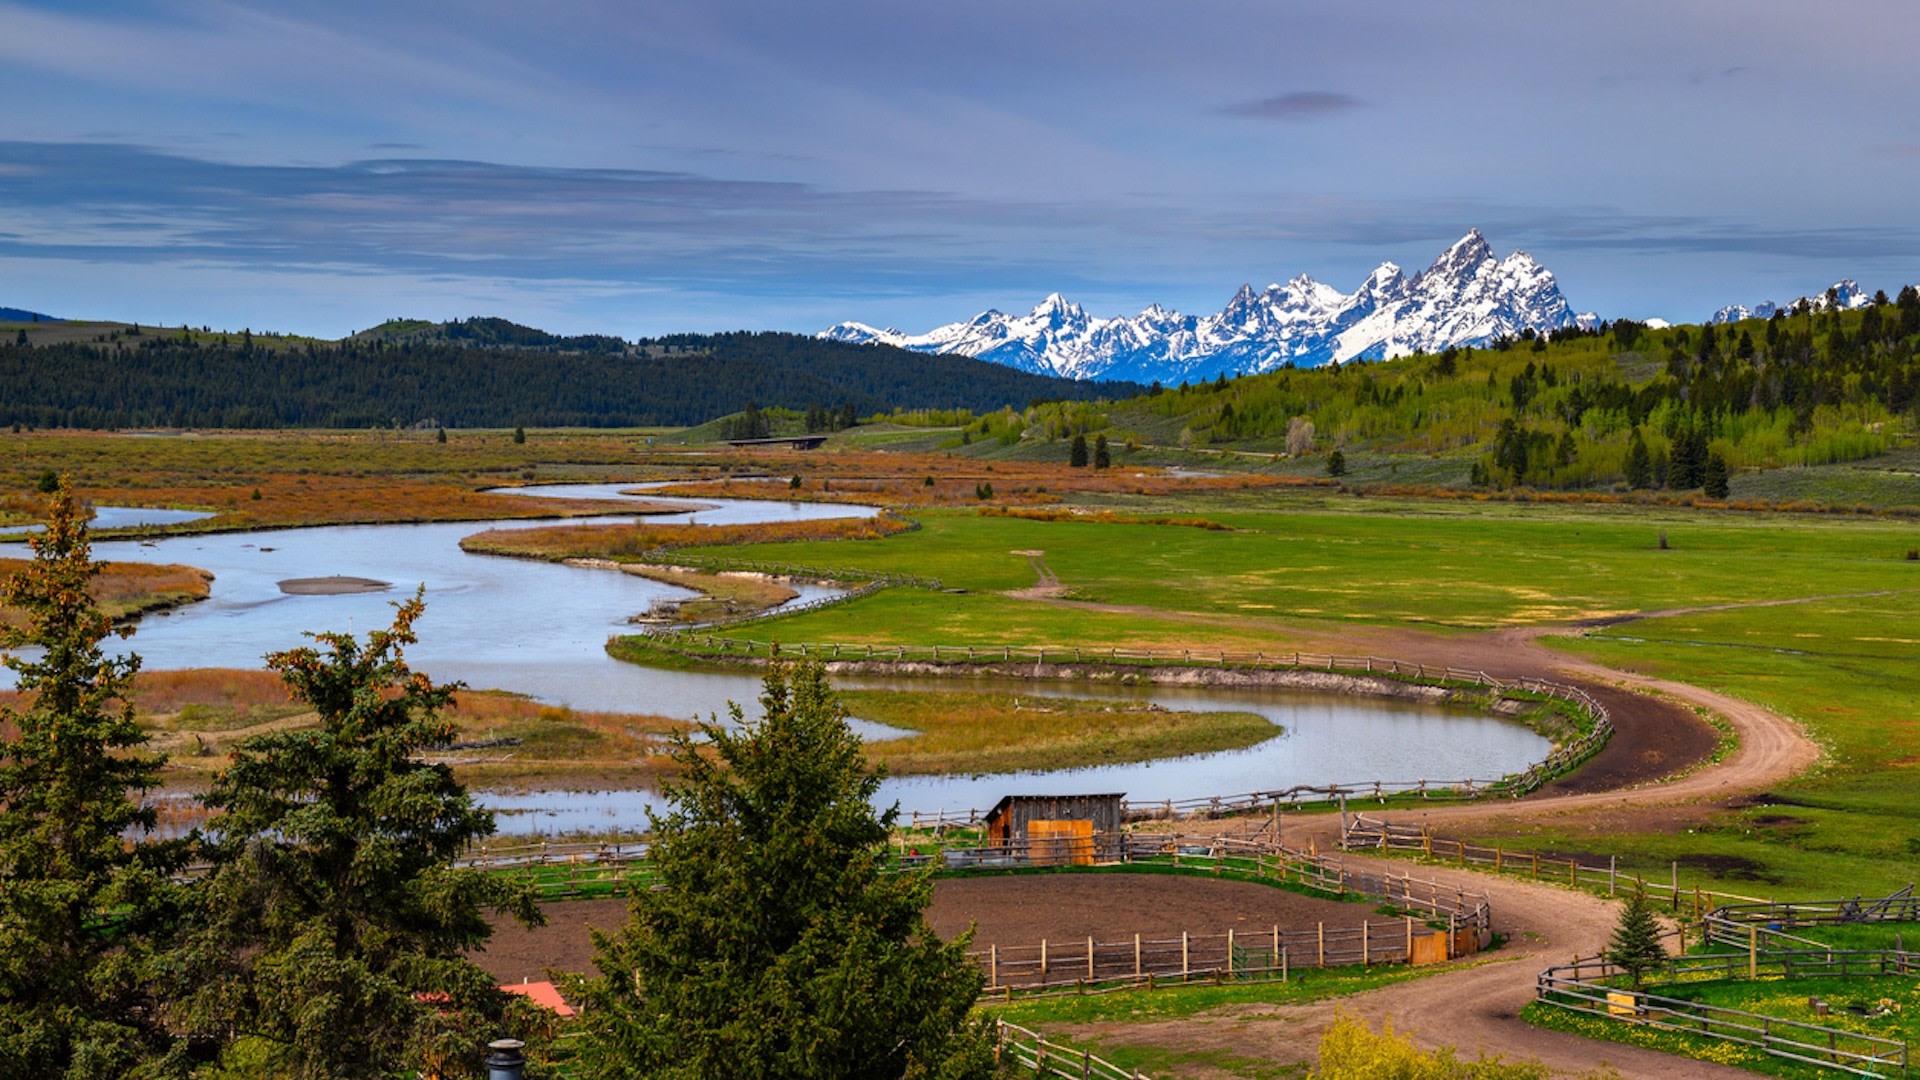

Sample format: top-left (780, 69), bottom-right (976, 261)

top-left (3, 0), bottom-right (1918, 337)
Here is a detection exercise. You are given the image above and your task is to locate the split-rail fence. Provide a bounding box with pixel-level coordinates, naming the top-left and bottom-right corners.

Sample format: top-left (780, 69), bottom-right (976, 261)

top-left (1534, 887), bottom-right (1919, 1077)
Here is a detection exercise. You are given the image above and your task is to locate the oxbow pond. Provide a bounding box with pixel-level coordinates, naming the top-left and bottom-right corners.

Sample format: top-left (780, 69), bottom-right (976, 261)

top-left (2, 484), bottom-right (1550, 833)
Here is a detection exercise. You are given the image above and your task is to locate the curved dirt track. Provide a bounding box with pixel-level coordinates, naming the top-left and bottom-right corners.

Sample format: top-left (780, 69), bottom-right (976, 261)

top-left (1277, 623), bottom-right (1820, 851)
top-left (1073, 863), bottom-right (1757, 1079)
top-left (1025, 597), bottom-right (1825, 1075)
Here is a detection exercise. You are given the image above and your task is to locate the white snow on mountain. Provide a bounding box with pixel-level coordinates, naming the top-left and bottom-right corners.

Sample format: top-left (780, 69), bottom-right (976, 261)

top-left (1711, 279), bottom-right (1883, 324)
top-left (819, 230), bottom-right (1594, 382)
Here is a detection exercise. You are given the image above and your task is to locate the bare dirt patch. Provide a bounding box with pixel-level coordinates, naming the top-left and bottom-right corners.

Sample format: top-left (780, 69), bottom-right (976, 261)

top-left (469, 873), bottom-right (1370, 984)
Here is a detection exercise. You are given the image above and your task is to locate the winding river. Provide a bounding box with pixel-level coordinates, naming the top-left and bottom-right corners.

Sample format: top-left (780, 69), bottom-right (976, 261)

top-left (2, 484), bottom-right (1550, 833)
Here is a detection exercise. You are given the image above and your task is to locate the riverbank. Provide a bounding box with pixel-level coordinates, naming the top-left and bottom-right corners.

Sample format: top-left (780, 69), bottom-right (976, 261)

top-left (0, 557), bottom-right (212, 626)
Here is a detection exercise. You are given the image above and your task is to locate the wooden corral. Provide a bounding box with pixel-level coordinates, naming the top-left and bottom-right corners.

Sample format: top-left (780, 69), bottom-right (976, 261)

top-left (984, 794), bottom-right (1124, 864)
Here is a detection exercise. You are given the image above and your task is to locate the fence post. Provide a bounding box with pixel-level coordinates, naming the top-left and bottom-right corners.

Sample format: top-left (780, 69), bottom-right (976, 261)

top-left (1282, 944), bottom-right (1288, 981)
top-left (1135, 933), bottom-right (1141, 979)
top-left (1318, 922), bottom-right (1325, 967)
top-left (1406, 916), bottom-right (1413, 962)
top-left (1227, 928), bottom-right (1234, 977)
top-left (1609, 855), bottom-right (1616, 897)
top-left (1088, 936), bottom-right (1095, 982)
top-left (1041, 938), bottom-right (1048, 981)
top-left (1363, 921), bottom-right (1370, 967)
top-left (990, 944), bottom-right (997, 989)
top-left (1182, 932), bottom-right (1189, 979)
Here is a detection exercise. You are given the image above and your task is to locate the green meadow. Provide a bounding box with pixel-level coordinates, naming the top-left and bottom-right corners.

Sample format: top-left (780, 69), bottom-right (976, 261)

top-left (667, 500), bottom-right (1920, 630)
top-left (619, 492), bottom-right (1920, 899)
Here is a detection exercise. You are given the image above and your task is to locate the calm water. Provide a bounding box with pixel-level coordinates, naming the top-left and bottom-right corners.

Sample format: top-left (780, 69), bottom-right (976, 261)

top-left (2, 485), bottom-right (1550, 830)
top-left (489, 677), bottom-right (1549, 834)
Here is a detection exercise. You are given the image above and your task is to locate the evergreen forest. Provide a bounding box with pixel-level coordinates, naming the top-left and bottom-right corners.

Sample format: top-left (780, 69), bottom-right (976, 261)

top-left (0, 325), bottom-right (1141, 430)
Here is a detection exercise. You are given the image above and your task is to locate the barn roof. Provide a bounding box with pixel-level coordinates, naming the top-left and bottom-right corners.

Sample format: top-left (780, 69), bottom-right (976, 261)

top-left (985, 793), bottom-right (1127, 819)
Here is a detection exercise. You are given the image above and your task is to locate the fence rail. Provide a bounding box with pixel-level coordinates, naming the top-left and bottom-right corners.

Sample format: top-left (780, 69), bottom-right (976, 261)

top-left (449, 833), bottom-right (1493, 994)
top-left (1536, 960), bottom-right (1909, 1078)
top-left (995, 1020), bottom-right (1145, 1079)
top-left (1535, 888), bottom-right (1920, 1077)
top-left (1340, 813), bottom-right (1774, 912)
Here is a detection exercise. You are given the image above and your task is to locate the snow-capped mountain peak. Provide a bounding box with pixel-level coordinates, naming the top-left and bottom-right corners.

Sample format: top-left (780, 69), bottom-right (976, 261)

top-left (1711, 279), bottom-right (1886, 324)
top-left (820, 230), bottom-right (1586, 382)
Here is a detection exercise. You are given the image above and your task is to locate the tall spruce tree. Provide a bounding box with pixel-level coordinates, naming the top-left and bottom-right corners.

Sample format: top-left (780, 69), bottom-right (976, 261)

top-left (1626, 429), bottom-right (1653, 489)
top-left (1605, 888), bottom-right (1668, 990)
top-left (1069, 432), bottom-right (1089, 467)
top-left (1703, 451), bottom-right (1731, 499)
top-left (580, 661), bottom-right (991, 1080)
top-left (0, 480), bottom-right (185, 1078)
top-left (173, 594), bottom-right (543, 1079)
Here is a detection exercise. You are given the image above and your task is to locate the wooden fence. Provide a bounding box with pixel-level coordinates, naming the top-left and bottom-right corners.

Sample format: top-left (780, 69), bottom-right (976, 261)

top-left (1534, 888), bottom-right (1920, 1077)
top-left (1536, 955), bottom-right (1909, 1078)
top-left (966, 834), bottom-right (1488, 996)
top-left (977, 916), bottom-right (1477, 995)
top-left (1340, 813), bottom-right (1775, 913)
top-left (995, 1020), bottom-right (1146, 1079)
top-left (454, 833), bottom-right (1494, 992)
top-left (1704, 886), bottom-right (1919, 947)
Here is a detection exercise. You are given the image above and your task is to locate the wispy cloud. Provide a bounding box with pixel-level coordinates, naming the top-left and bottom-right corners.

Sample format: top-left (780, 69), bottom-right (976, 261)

top-left (0, 141), bottom-right (1106, 299)
top-left (1220, 91), bottom-right (1363, 121)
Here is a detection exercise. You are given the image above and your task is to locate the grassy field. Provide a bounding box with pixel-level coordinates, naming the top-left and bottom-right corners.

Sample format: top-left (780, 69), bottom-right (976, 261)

top-left (8, 430), bottom-right (1918, 900)
top-left (839, 688), bottom-right (1274, 775)
top-left (1525, 974), bottom-right (1920, 1079)
top-left (652, 500), bottom-right (1920, 630)
top-left (613, 491), bottom-right (1920, 899)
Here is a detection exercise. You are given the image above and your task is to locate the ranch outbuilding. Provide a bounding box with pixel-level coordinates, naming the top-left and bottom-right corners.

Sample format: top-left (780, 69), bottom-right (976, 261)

top-left (983, 793), bottom-right (1125, 865)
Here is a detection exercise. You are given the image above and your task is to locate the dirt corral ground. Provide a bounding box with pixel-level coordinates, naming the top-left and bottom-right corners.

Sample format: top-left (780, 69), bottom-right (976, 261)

top-left (468, 873), bottom-right (1372, 984)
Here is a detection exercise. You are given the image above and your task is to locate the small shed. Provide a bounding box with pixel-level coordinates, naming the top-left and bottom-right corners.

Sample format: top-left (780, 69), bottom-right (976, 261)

top-left (984, 793), bottom-right (1125, 866)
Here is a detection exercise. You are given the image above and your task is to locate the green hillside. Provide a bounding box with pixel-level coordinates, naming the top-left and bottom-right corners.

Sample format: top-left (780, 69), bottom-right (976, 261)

top-left (910, 292), bottom-right (1920, 503)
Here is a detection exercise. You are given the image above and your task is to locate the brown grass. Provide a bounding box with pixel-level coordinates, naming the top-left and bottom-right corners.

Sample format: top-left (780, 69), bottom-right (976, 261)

top-left (0, 668), bottom-right (694, 792)
top-left (0, 558), bottom-right (211, 627)
top-left (615, 565), bottom-right (799, 624)
top-left (841, 688), bottom-right (1276, 775)
top-left (460, 514), bottom-right (914, 563)
top-left (651, 449), bottom-right (1323, 508)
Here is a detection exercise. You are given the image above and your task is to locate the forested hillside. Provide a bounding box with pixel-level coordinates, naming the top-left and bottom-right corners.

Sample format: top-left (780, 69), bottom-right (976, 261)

top-left (974, 289), bottom-right (1920, 494)
top-left (0, 327), bottom-right (1140, 429)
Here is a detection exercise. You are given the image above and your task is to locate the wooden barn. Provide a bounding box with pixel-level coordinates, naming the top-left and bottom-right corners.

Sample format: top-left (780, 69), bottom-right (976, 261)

top-left (983, 793), bottom-right (1125, 866)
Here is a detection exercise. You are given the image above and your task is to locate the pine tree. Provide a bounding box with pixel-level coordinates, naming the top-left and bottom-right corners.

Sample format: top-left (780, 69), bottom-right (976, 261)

top-left (1326, 448), bottom-right (1347, 477)
top-left (1626, 430), bottom-right (1652, 489)
top-left (1703, 451), bottom-right (1730, 499)
top-left (1605, 888), bottom-right (1668, 990)
top-left (512, 425), bottom-right (526, 444)
top-left (1069, 432), bottom-right (1089, 467)
top-left (579, 662), bottom-right (992, 1079)
top-left (0, 480), bottom-right (186, 1076)
top-left (173, 594), bottom-right (543, 1079)
top-left (1093, 433), bottom-right (1111, 469)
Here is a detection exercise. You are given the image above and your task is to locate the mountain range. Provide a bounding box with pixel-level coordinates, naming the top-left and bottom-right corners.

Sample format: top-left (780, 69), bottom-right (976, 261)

top-left (821, 230), bottom-right (1596, 383)
top-left (1710, 280), bottom-right (1877, 325)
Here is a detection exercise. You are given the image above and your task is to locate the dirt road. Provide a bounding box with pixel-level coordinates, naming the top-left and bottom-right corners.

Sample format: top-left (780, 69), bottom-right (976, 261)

top-left (1075, 862), bottom-right (1756, 1078)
